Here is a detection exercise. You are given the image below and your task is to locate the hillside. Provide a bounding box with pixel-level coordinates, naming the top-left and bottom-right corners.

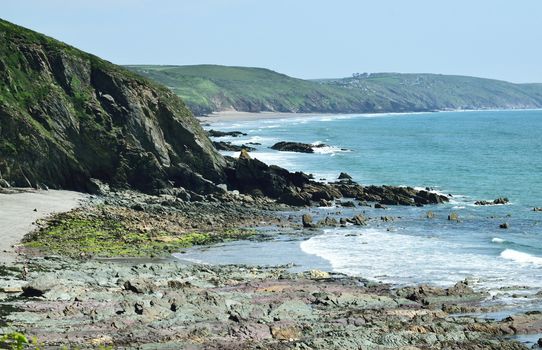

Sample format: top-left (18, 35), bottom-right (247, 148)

top-left (124, 65), bottom-right (367, 116)
top-left (0, 19), bottom-right (225, 193)
top-left (126, 65), bottom-right (542, 115)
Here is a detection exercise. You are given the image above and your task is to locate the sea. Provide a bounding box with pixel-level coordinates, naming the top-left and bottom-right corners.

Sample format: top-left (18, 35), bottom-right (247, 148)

top-left (174, 109), bottom-right (542, 315)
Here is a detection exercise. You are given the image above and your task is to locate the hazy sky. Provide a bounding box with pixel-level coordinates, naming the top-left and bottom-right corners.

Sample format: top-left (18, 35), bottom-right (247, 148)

top-left (3, 0), bottom-right (541, 82)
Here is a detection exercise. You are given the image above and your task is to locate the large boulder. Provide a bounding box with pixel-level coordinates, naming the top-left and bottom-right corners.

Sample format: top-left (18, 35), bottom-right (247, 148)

top-left (271, 141), bottom-right (324, 153)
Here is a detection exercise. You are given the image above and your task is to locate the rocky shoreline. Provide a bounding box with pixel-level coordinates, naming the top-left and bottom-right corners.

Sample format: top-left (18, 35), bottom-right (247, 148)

top-left (0, 184), bottom-right (540, 349)
top-left (1, 255), bottom-right (538, 349)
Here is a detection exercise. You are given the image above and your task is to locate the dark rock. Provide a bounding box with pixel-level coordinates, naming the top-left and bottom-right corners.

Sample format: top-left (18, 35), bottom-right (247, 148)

top-left (279, 188), bottom-right (311, 206)
top-left (475, 197), bottom-right (509, 206)
top-left (302, 214), bottom-right (313, 228)
top-left (271, 141), bottom-right (325, 153)
top-left (208, 130), bottom-right (247, 137)
top-left (0, 178), bottom-right (11, 188)
top-left (374, 203), bottom-right (387, 209)
top-left (338, 172), bottom-right (352, 180)
top-left (225, 153), bottom-right (312, 206)
top-left (213, 141), bottom-right (256, 152)
top-left (318, 199), bottom-right (332, 207)
top-left (350, 214), bottom-right (367, 226)
top-left (340, 200), bottom-right (356, 208)
top-left (533, 208), bottom-right (542, 212)
top-left (317, 217), bottom-right (338, 227)
top-left (500, 223), bottom-right (509, 229)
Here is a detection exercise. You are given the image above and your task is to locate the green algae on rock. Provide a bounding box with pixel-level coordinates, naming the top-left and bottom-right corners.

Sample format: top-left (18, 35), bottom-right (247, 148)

top-left (23, 206), bottom-right (255, 258)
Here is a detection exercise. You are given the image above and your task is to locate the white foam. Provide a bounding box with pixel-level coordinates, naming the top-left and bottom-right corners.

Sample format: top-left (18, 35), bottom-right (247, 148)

top-left (492, 237), bottom-right (506, 243)
top-left (500, 249), bottom-right (542, 266)
top-left (312, 145), bottom-right (350, 155)
top-left (300, 228), bottom-right (542, 294)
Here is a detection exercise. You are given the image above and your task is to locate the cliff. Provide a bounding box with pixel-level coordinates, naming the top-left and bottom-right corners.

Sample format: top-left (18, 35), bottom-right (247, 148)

top-left (0, 19), bottom-right (225, 193)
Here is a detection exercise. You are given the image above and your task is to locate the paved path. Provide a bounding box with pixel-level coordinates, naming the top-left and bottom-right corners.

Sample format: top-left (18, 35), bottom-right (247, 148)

top-left (0, 189), bottom-right (86, 265)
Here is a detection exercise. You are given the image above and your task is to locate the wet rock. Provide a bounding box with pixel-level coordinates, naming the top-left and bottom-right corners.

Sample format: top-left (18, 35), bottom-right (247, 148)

top-left (208, 130), bottom-right (247, 137)
top-left (533, 208), bottom-right (542, 212)
top-left (340, 200), bottom-right (356, 208)
top-left (500, 312), bottom-right (542, 334)
top-left (426, 211), bottom-right (435, 219)
top-left (271, 141), bottom-right (327, 153)
top-left (213, 141), bottom-right (255, 152)
top-left (302, 214), bottom-right (314, 228)
top-left (500, 223), bottom-right (509, 229)
top-left (475, 197), bottom-right (509, 206)
top-left (448, 212), bottom-right (459, 221)
top-left (350, 214), bottom-right (367, 226)
top-left (338, 172), bottom-right (353, 180)
top-left (317, 217), bottom-right (338, 227)
top-left (319, 199), bottom-right (332, 207)
top-left (280, 188), bottom-right (312, 206)
top-left (374, 203), bottom-right (387, 209)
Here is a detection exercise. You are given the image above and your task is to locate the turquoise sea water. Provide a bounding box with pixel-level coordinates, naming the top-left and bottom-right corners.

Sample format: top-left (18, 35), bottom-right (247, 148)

top-left (179, 109), bottom-right (542, 311)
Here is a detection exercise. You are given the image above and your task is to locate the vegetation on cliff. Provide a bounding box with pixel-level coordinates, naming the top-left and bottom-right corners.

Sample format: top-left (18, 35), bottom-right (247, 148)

top-left (126, 64), bottom-right (542, 115)
top-left (0, 19), bottom-right (225, 193)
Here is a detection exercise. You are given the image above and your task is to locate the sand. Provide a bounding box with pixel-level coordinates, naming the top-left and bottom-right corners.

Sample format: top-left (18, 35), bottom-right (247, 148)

top-left (197, 111), bottom-right (334, 124)
top-left (0, 188), bottom-right (86, 264)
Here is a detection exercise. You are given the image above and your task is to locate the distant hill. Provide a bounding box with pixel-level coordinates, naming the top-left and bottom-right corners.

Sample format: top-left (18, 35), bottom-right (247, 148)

top-left (125, 65), bottom-right (542, 116)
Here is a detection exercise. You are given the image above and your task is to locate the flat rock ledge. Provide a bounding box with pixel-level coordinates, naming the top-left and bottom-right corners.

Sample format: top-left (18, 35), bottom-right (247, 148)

top-left (0, 258), bottom-right (531, 349)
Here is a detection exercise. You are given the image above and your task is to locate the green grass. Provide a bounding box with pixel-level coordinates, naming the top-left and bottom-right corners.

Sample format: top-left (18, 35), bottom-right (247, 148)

top-left (125, 65), bottom-right (542, 115)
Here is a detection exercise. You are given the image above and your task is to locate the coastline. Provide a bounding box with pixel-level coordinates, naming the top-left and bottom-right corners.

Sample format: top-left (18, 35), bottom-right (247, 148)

top-left (197, 111), bottom-right (334, 124)
top-left (197, 108), bottom-right (542, 124)
top-left (1, 187), bottom-right (539, 348)
top-left (2, 114), bottom-right (542, 348)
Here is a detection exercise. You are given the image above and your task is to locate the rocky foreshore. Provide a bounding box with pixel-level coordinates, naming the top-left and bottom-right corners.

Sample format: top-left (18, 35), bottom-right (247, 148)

top-left (0, 184), bottom-right (539, 349)
top-left (0, 257), bottom-right (535, 349)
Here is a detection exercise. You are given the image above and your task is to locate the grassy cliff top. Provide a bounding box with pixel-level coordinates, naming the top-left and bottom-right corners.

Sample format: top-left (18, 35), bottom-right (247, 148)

top-left (126, 64), bottom-right (542, 116)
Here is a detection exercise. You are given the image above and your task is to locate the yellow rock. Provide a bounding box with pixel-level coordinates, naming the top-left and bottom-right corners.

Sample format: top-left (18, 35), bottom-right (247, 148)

top-left (270, 325), bottom-right (302, 341)
top-left (309, 269), bottom-right (330, 279)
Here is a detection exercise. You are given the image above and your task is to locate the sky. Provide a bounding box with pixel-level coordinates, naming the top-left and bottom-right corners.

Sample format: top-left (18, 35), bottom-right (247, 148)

top-left (2, 0), bottom-right (541, 83)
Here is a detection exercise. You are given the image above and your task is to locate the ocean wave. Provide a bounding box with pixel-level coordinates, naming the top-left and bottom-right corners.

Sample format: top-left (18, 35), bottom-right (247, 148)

top-left (300, 228), bottom-right (542, 292)
top-left (230, 135), bottom-right (278, 146)
top-left (492, 237), bottom-right (506, 243)
top-left (500, 249), bottom-right (542, 266)
top-left (312, 145), bottom-right (351, 155)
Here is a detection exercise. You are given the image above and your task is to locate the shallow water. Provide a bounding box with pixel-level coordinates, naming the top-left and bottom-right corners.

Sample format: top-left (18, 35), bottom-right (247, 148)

top-left (181, 109), bottom-right (542, 309)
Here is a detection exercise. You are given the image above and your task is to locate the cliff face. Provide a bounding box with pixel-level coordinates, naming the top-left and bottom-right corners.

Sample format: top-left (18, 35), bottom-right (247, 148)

top-left (0, 19), bottom-right (225, 193)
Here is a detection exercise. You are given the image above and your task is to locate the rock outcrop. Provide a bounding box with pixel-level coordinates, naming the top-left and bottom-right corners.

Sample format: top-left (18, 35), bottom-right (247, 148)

top-left (271, 141), bottom-right (326, 153)
top-left (0, 19), bottom-right (225, 193)
top-left (225, 152), bottom-right (449, 207)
